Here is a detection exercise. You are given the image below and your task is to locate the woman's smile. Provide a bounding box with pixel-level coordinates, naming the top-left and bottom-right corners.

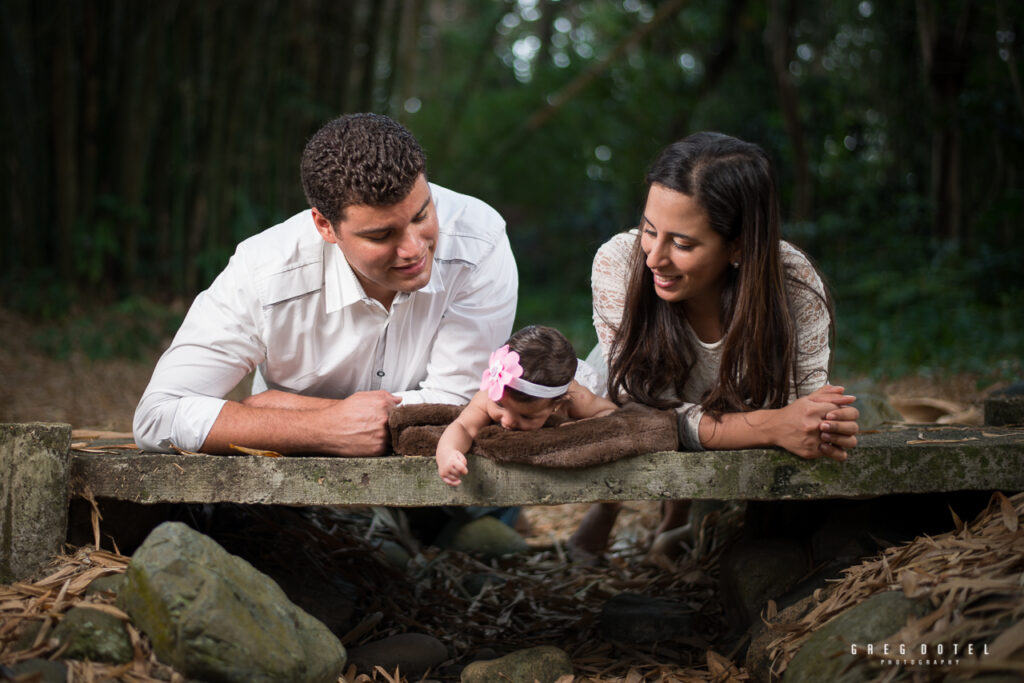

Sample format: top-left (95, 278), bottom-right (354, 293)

top-left (651, 270), bottom-right (681, 289)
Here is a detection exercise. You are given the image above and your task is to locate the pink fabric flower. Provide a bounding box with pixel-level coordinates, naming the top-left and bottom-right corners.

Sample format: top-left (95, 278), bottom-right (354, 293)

top-left (480, 344), bottom-right (524, 401)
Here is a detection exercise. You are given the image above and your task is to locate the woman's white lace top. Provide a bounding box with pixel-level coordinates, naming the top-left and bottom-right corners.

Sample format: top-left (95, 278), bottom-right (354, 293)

top-left (590, 230), bottom-right (831, 450)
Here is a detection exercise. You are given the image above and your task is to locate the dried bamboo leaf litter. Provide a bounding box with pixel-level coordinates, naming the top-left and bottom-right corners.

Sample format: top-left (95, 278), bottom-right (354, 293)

top-left (766, 491), bottom-right (1024, 681)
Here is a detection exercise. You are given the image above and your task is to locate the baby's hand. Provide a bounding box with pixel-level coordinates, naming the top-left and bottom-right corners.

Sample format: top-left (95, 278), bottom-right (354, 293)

top-left (437, 448), bottom-right (468, 487)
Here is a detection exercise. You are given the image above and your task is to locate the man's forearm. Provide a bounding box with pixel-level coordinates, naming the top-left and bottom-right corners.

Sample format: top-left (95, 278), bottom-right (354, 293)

top-left (200, 401), bottom-right (334, 454)
top-left (240, 389), bottom-right (336, 410)
top-left (201, 390), bottom-right (401, 456)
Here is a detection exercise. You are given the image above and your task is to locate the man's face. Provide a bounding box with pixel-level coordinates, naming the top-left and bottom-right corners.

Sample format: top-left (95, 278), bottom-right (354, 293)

top-left (313, 174), bottom-right (438, 308)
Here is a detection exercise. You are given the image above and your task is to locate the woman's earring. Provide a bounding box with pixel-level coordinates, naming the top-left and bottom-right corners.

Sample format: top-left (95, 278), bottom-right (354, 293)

top-left (732, 261), bottom-right (740, 268)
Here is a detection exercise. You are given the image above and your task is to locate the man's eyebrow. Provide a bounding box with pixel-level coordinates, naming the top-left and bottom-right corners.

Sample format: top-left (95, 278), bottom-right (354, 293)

top-left (642, 214), bottom-right (695, 241)
top-left (353, 197), bottom-right (431, 236)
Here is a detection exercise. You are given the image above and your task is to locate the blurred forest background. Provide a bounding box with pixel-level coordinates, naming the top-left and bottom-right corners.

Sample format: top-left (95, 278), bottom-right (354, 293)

top-left (2, 0), bottom-right (1022, 389)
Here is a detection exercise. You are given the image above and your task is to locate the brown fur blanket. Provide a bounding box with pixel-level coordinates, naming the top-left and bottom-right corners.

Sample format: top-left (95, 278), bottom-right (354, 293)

top-left (388, 402), bottom-right (678, 468)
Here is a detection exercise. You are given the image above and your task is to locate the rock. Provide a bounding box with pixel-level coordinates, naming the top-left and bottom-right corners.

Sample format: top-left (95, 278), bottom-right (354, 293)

top-left (348, 633), bottom-right (448, 677)
top-left (51, 606), bottom-right (132, 664)
top-left (985, 382), bottom-right (1024, 426)
top-left (599, 593), bottom-right (694, 642)
top-left (718, 537), bottom-right (808, 630)
top-left (85, 573), bottom-right (125, 596)
top-left (375, 539), bottom-right (412, 570)
top-left (438, 515), bottom-right (529, 559)
top-left (842, 381), bottom-right (903, 429)
top-left (12, 619), bottom-right (43, 651)
top-left (744, 594), bottom-right (817, 681)
top-left (0, 422), bottom-right (71, 583)
top-left (460, 645), bottom-right (572, 683)
top-left (783, 591), bottom-right (931, 683)
top-left (8, 658), bottom-right (68, 683)
top-left (117, 521), bottom-right (346, 683)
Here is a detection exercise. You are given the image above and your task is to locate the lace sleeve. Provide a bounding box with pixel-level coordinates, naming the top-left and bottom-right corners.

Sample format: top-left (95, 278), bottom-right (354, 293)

top-left (591, 231), bottom-right (636, 363)
top-left (781, 242), bottom-right (831, 397)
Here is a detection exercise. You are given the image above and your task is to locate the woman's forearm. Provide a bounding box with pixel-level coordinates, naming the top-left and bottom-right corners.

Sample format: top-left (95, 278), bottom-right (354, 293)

top-left (696, 385), bottom-right (858, 460)
top-left (697, 409), bottom-right (777, 450)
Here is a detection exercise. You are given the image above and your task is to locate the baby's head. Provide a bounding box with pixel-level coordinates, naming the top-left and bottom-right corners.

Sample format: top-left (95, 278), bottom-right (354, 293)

top-left (481, 325), bottom-right (576, 431)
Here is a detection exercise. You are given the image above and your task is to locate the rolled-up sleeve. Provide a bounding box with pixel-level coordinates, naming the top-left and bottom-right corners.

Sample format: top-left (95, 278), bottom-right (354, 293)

top-left (133, 251), bottom-right (265, 452)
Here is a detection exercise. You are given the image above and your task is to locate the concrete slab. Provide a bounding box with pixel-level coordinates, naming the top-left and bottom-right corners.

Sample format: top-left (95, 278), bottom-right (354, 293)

top-left (1, 422), bottom-right (71, 582)
top-left (67, 425), bottom-right (1024, 507)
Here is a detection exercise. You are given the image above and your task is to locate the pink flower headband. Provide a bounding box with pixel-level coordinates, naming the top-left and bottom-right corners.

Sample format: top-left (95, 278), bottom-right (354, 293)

top-left (480, 345), bottom-right (571, 401)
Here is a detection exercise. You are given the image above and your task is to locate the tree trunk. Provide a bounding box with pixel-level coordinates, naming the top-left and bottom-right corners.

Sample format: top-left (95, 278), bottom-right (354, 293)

top-left (357, 0), bottom-right (386, 112)
top-left (916, 0), bottom-right (975, 244)
top-left (764, 0), bottom-right (812, 223)
top-left (52, 0), bottom-right (78, 278)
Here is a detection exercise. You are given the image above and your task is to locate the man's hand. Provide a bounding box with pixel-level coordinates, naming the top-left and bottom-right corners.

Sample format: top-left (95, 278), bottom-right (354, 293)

top-left (311, 391), bottom-right (403, 456)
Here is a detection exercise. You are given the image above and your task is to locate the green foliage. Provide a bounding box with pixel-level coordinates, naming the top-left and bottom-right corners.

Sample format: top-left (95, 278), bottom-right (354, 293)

top-left (2, 0), bottom-right (1022, 379)
top-left (514, 287), bottom-right (598, 359)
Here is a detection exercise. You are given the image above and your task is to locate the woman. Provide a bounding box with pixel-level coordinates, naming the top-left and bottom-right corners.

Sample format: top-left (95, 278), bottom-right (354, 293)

top-left (569, 132), bottom-right (860, 557)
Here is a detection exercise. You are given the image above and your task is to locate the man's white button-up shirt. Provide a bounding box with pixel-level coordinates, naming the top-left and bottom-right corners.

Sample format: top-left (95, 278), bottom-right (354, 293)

top-left (133, 183), bottom-right (517, 453)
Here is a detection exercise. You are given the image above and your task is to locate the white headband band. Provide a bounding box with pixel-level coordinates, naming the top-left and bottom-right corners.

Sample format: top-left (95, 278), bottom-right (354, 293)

top-left (506, 376), bottom-right (571, 399)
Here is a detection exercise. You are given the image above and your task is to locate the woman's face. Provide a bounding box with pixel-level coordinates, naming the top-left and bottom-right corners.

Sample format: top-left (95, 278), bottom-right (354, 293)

top-left (640, 183), bottom-right (738, 309)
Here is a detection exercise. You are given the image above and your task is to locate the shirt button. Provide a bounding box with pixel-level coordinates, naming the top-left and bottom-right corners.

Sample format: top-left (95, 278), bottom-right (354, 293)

top-left (376, 370), bottom-right (386, 377)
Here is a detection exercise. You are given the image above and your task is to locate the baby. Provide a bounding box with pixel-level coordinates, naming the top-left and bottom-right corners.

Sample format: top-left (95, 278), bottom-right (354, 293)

top-left (436, 325), bottom-right (618, 486)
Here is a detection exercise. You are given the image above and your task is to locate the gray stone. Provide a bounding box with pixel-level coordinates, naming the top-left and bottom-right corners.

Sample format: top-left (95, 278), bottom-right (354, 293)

top-left (845, 384), bottom-right (904, 430)
top-left (783, 591), bottom-right (931, 683)
top-left (117, 521), bottom-right (346, 683)
top-left (745, 594), bottom-right (817, 682)
top-left (0, 422), bottom-right (71, 583)
top-left (85, 572), bottom-right (125, 596)
top-left (439, 516), bottom-right (529, 559)
top-left (9, 658), bottom-right (69, 683)
top-left (348, 633), bottom-right (448, 677)
top-left (599, 593), bottom-right (694, 642)
top-left (12, 619), bottom-right (44, 651)
top-left (460, 645), bottom-right (572, 683)
top-left (375, 539), bottom-right (412, 570)
top-left (51, 606), bottom-right (133, 663)
top-left (72, 425), bottom-right (1024, 506)
top-left (985, 385), bottom-right (1024, 426)
top-left (719, 538), bottom-right (808, 629)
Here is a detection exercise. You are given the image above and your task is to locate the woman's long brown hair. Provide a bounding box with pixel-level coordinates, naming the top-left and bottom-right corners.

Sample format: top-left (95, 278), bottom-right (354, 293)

top-left (607, 132), bottom-right (833, 416)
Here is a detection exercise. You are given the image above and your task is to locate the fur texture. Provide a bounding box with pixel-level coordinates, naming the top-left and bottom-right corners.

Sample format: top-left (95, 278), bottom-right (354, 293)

top-left (388, 403), bottom-right (678, 468)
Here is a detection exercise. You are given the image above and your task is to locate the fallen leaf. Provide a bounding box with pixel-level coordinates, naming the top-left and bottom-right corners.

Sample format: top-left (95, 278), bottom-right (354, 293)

top-left (229, 443), bottom-right (283, 458)
top-left (949, 505), bottom-right (964, 532)
top-left (995, 491), bottom-right (1019, 532)
top-left (906, 437), bottom-right (978, 445)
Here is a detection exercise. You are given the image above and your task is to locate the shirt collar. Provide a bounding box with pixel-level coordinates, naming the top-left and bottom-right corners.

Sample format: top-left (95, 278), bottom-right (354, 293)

top-left (322, 240), bottom-right (445, 314)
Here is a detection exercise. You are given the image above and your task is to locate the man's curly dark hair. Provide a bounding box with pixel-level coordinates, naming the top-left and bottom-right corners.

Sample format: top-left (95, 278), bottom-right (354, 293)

top-left (300, 113), bottom-right (426, 225)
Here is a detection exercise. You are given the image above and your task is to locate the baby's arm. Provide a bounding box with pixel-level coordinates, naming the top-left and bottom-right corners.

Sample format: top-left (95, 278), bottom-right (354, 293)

top-left (436, 391), bottom-right (492, 486)
top-left (566, 381), bottom-right (618, 420)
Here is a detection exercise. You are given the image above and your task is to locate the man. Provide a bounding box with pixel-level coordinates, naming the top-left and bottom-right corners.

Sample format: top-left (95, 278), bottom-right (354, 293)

top-left (134, 113), bottom-right (518, 455)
